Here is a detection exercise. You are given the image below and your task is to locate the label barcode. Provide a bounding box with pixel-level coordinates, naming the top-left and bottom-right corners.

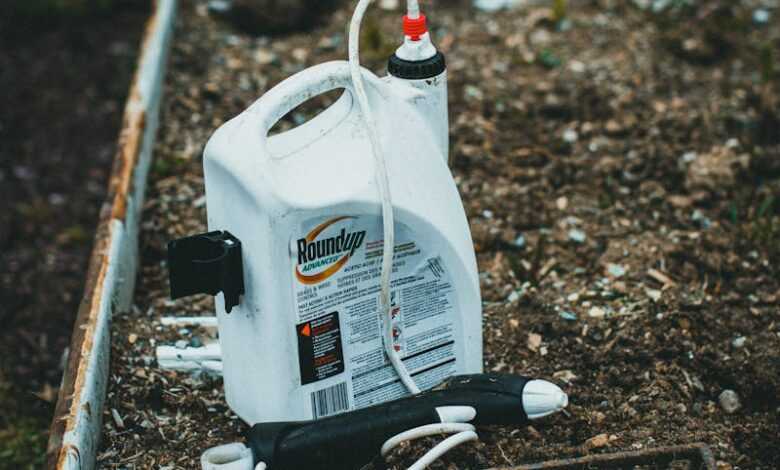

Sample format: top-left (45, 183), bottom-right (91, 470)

top-left (311, 382), bottom-right (349, 418)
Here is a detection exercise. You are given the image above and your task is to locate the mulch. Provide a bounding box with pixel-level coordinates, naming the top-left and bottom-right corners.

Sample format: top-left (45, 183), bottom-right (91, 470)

top-left (100, 1), bottom-right (779, 468)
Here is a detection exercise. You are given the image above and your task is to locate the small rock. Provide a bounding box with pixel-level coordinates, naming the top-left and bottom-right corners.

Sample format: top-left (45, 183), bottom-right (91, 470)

top-left (691, 209), bottom-right (712, 229)
top-left (568, 229), bottom-right (587, 243)
top-left (553, 370), bottom-right (578, 383)
top-left (716, 461), bottom-right (733, 470)
top-left (530, 29), bottom-right (552, 46)
top-left (379, 0), bottom-right (399, 9)
top-left (559, 311), bottom-right (578, 321)
top-left (128, 333), bottom-right (138, 344)
top-left (473, 0), bottom-right (525, 12)
top-left (588, 306), bottom-right (606, 318)
top-left (464, 85), bottom-right (484, 101)
top-left (563, 129), bottom-right (578, 144)
top-left (732, 336), bottom-right (746, 348)
top-left (605, 119), bottom-right (623, 135)
top-left (619, 402), bottom-right (638, 418)
top-left (753, 9), bottom-right (770, 24)
top-left (686, 145), bottom-right (748, 191)
top-left (291, 48), bottom-right (308, 62)
top-left (317, 34), bottom-right (342, 51)
top-left (527, 333), bottom-right (542, 352)
top-left (207, 0), bottom-right (230, 14)
top-left (682, 151), bottom-right (698, 163)
top-left (514, 234), bottom-right (526, 248)
top-left (645, 288), bottom-right (662, 303)
top-left (175, 340), bottom-right (189, 350)
top-left (556, 196), bottom-right (569, 210)
top-left (585, 433), bottom-right (610, 450)
top-left (591, 411), bottom-right (606, 424)
top-left (568, 60), bottom-right (586, 73)
top-left (607, 263), bottom-right (626, 278)
top-left (719, 390), bottom-right (741, 414)
top-left (482, 209), bottom-right (494, 219)
top-left (254, 49), bottom-right (278, 65)
top-left (111, 408), bottom-right (124, 429)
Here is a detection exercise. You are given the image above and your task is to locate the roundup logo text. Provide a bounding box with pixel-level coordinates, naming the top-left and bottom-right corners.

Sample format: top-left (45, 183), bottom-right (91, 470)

top-left (296, 217), bottom-right (366, 284)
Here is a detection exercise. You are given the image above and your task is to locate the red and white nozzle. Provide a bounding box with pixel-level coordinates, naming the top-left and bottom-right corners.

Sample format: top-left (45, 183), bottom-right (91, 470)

top-left (403, 13), bottom-right (427, 41)
top-left (396, 0), bottom-right (437, 62)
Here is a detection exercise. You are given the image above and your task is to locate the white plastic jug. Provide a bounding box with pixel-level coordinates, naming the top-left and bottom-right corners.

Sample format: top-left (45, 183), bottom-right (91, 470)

top-left (203, 60), bottom-right (482, 424)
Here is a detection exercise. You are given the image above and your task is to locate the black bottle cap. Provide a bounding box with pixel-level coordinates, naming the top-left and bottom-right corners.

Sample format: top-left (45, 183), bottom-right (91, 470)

top-left (388, 51), bottom-right (446, 80)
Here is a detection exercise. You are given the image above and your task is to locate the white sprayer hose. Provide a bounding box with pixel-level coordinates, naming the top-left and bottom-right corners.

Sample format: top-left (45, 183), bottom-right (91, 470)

top-left (348, 0), bottom-right (420, 396)
top-left (348, 1), bottom-right (478, 469)
top-left (381, 423), bottom-right (476, 456)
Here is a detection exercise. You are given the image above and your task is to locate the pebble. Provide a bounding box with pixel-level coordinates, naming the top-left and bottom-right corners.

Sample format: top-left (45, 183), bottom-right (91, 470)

top-left (691, 209), bottom-right (712, 229)
top-left (556, 196), bottom-right (569, 210)
top-left (207, 0), bottom-right (230, 14)
top-left (682, 151), bottom-right (697, 163)
top-left (753, 9), bottom-right (770, 24)
top-left (719, 390), bottom-right (741, 414)
top-left (553, 369), bottom-right (577, 383)
top-left (732, 336), bottom-right (746, 348)
top-left (568, 60), bottom-right (586, 73)
top-left (514, 234), bottom-right (526, 248)
top-left (645, 288), bottom-right (662, 302)
top-left (619, 402), bottom-right (638, 418)
top-left (607, 263), bottom-right (626, 278)
top-left (473, 0), bottom-right (525, 12)
top-left (568, 228), bottom-right (587, 243)
top-left (464, 85), bottom-right (484, 101)
top-left (379, 0), bottom-right (399, 9)
top-left (527, 333), bottom-right (542, 352)
top-left (254, 49), bottom-right (278, 65)
top-left (563, 129), bottom-right (578, 143)
top-left (585, 433), bottom-right (610, 450)
top-left (559, 311), bottom-right (578, 321)
top-left (588, 306), bottom-right (606, 318)
top-left (317, 35), bottom-right (342, 51)
top-left (128, 333), bottom-right (138, 344)
top-left (111, 408), bottom-right (125, 428)
top-left (175, 339), bottom-right (189, 350)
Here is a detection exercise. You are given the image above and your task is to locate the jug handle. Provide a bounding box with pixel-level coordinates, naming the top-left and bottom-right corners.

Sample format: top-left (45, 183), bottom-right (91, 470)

top-left (252, 60), bottom-right (383, 158)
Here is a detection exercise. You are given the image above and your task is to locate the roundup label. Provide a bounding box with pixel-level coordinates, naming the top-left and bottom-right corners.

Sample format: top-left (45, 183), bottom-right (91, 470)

top-left (295, 216), bottom-right (366, 284)
top-left (291, 215), bottom-right (460, 419)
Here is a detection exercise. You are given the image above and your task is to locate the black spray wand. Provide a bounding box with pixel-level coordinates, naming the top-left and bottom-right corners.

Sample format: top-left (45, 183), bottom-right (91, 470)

top-left (201, 373), bottom-right (568, 470)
